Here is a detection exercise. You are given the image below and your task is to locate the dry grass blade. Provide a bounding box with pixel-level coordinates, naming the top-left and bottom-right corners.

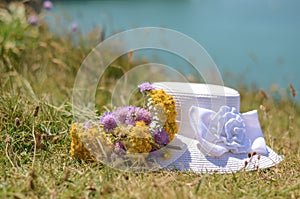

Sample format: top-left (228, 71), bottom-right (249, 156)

top-left (289, 83), bottom-right (296, 97)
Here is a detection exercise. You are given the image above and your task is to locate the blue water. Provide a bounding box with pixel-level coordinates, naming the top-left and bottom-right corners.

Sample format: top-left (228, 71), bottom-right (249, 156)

top-left (48, 0), bottom-right (300, 98)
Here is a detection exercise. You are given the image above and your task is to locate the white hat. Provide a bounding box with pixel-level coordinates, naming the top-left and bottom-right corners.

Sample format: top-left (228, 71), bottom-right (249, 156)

top-left (152, 82), bottom-right (283, 173)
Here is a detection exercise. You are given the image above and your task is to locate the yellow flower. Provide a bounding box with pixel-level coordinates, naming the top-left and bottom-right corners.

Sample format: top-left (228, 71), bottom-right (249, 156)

top-left (149, 89), bottom-right (178, 141)
top-left (69, 123), bottom-right (94, 160)
top-left (69, 123), bottom-right (114, 161)
top-left (136, 121), bottom-right (147, 127)
top-left (124, 125), bottom-right (153, 153)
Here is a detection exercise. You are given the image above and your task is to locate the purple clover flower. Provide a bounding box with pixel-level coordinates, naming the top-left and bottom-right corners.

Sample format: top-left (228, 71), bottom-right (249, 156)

top-left (125, 106), bottom-right (137, 126)
top-left (114, 142), bottom-right (126, 155)
top-left (28, 15), bottom-right (38, 26)
top-left (135, 107), bottom-right (151, 125)
top-left (43, 0), bottom-right (53, 11)
top-left (153, 129), bottom-right (169, 146)
top-left (114, 106), bottom-right (130, 123)
top-left (138, 82), bottom-right (155, 92)
top-left (100, 112), bottom-right (117, 132)
top-left (70, 22), bottom-right (78, 32)
top-left (113, 106), bottom-right (152, 126)
top-left (125, 106), bottom-right (151, 126)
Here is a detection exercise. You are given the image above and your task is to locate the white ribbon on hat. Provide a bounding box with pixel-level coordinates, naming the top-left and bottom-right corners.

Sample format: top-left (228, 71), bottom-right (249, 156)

top-left (189, 105), bottom-right (267, 157)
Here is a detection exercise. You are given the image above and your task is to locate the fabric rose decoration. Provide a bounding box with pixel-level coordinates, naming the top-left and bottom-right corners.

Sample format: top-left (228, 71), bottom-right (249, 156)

top-left (189, 105), bottom-right (267, 157)
top-left (208, 106), bottom-right (251, 154)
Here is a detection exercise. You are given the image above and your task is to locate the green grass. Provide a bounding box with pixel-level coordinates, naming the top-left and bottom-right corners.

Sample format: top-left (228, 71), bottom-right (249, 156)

top-left (1, 2), bottom-right (300, 199)
top-left (1, 88), bottom-right (299, 199)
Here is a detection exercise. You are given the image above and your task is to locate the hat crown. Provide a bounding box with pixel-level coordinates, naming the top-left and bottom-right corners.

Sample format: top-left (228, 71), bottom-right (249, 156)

top-left (152, 82), bottom-right (240, 138)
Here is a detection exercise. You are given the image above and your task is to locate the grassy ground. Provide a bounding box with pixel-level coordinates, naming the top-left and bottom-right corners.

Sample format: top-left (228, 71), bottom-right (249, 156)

top-left (0, 90), bottom-right (299, 199)
top-left (1, 2), bottom-right (300, 199)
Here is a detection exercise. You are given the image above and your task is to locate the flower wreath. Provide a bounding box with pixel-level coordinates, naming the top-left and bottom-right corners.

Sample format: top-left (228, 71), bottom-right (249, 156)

top-left (69, 82), bottom-right (178, 161)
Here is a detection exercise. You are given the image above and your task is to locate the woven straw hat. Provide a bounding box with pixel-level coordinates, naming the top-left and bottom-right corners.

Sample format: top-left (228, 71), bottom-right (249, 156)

top-left (152, 82), bottom-right (283, 173)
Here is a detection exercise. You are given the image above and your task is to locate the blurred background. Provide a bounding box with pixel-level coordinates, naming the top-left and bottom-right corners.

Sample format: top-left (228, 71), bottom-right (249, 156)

top-left (1, 0), bottom-right (299, 105)
top-left (47, 0), bottom-right (300, 96)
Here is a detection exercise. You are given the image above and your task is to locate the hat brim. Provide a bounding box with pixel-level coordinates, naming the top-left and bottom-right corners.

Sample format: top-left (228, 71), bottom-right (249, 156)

top-left (157, 134), bottom-right (283, 174)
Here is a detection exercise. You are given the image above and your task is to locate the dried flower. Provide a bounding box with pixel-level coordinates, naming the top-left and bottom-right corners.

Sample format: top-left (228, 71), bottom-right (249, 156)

top-left (100, 112), bottom-right (117, 132)
top-left (69, 83), bottom-right (178, 160)
top-left (43, 0), bottom-right (53, 11)
top-left (153, 129), bottom-right (169, 146)
top-left (138, 82), bottom-right (155, 92)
